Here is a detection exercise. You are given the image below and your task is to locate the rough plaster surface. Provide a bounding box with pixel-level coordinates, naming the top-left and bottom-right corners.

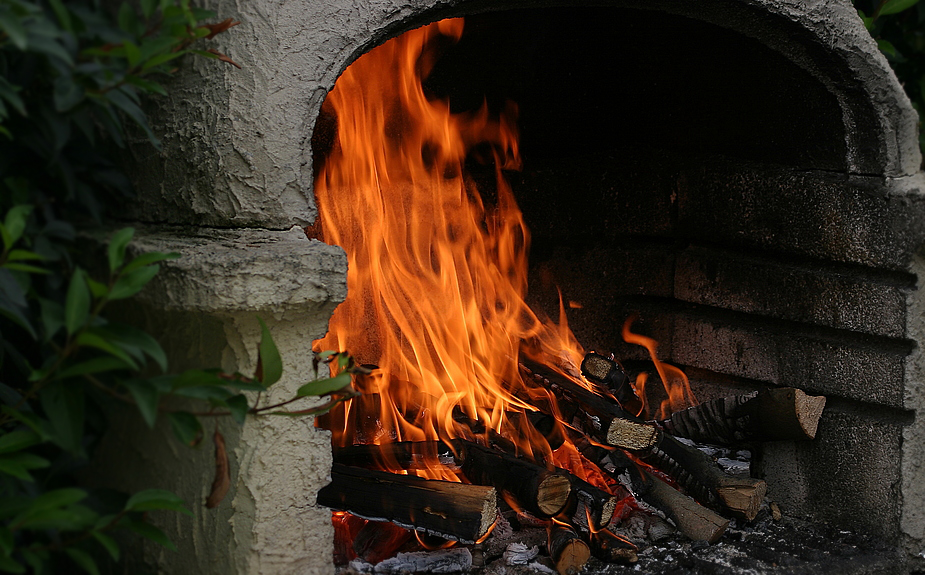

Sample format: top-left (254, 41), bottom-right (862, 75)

top-left (902, 253), bottom-right (925, 570)
top-left (90, 228), bottom-right (346, 574)
top-left (120, 0), bottom-right (920, 228)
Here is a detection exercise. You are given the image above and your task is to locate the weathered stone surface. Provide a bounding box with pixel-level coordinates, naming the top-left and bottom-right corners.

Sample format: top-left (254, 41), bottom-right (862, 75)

top-left (675, 245), bottom-right (911, 338)
top-left (86, 227), bottom-right (347, 575)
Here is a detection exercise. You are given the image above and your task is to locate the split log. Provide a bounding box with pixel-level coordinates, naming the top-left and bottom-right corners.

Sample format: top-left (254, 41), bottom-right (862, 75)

top-left (581, 352), bottom-right (642, 416)
top-left (561, 475), bottom-right (619, 532)
top-left (524, 359), bottom-right (765, 520)
top-left (589, 529), bottom-right (638, 564)
top-left (451, 439), bottom-right (572, 518)
top-left (547, 522), bottom-right (591, 575)
top-left (519, 360), bottom-right (657, 450)
top-left (658, 387), bottom-right (826, 444)
top-left (316, 463), bottom-right (497, 544)
top-left (573, 436), bottom-right (728, 543)
top-left (636, 430), bottom-right (767, 521)
top-left (638, 470), bottom-right (729, 544)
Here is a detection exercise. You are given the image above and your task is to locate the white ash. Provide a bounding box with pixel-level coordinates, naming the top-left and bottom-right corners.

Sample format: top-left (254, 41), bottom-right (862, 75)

top-left (503, 543), bottom-right (539, 565)
top-left (374, 548), bottom-right (472, 574)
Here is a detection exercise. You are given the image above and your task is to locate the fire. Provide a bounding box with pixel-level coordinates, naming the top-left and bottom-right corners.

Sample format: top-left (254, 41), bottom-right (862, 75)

top-left (621, 317), bottom-right (697, 419)
top-left (312, 18), bottom-right (693, 482)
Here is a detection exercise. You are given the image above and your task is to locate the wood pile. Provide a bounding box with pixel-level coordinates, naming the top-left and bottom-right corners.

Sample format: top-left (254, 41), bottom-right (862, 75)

top-left (316, 350), bottom-right (826, 574)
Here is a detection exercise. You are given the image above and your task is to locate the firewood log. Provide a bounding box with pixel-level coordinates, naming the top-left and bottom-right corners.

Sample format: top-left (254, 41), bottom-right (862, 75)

top-left (581, 352), bottom-right (642, 416)
top-left (547, 522), bottom-right (591, 575)
top-left (589, 529), bottom-right (638, 563)
top-left (451, 439), bottom-right (572, 518)
top-left (522, 359), bottom-right (766, 520)
top-left (658, 387), bottom-right (826, 444)
top-left (519, 360), bottom-right (658, 450)
top-left (316, 463), bottom-right (497, 543)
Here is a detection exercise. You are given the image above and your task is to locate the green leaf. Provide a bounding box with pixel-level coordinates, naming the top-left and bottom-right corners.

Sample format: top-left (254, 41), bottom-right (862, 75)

top-left (122, 251), bottom-right (179, 274)
top-left (38, 297), bottom-right (64, 341)
top-left (104, 87), bottom-right (158, 146)
top-left (880, 0), bottom-right (921, 15)
top-left (0, 453), bottom-right (48, 481)
top-left (65, 548), bottom-right (99, 575)
top-left (123, 379), bottom-right (159, 428)
top-left (28, 488), bottom-right (88, 513)
top-left (55, 357), bottom-right (133, 381)
top-left (40, 382), bottom-right (85, 455)
top-left (125, 520), bottom-right (176, 551)
top-left (3, 205), bottom-right (31, 249)
top-left (123, 75), bottom-right (167, 96)
top-left (878, 38), bottom-right (897, 57)
top-left (2, 263), bottom-right (48, 274)
top-left (256, 318), bottom-right (282, 387)
top-left (118, 2), bottom-right (140, 35)
top-left (124, 40), bottom-right (142, 68)
top-left (109, 265), bottom-right (159, 300)
top-left (107, 228), bottom-right (135, 273)
top-left (47, 0), bottom-right (72, 32)
top-left (0, 9), bottom-right (27, 51)
top-left (0, 78), bottom-right (26, 118)
top-left (173, 385), bottom-right (232, 401)
top-left (0, 408), bottom-right (49, 441)
top-left (168, 412), bottom-right (202, 447)
top-left (64, 269), bottom-right (90, 336)
top-left (75, 332), bottom-right (141, 371)
top-left (224, 394), bottom-right (249, 425)
top-left (92, 531), bottom-right (120, 562)
top-left (141, 50), bottom-right (187, 71)
top-left (6, 250), bottom-right (43, 262)
top-left (98, 323), bottom-right (167, 372)
top-left (125, 489), bottom-right (192, 516)
top-left (296, 372), bottom-right (352, 398)
top-left (85, 277), bottom-right (109, 299)
top-left (0, 430), bottom-right (40, 454)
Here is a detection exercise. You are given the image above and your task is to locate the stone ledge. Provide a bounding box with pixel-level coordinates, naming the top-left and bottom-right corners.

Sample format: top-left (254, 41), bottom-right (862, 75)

top-left (123, 225), bottom-right (347, 316)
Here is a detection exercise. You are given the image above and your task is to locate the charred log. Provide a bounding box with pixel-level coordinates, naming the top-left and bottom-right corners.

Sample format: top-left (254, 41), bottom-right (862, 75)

top-left (589, 529), bottom-right (638, 564)
top-left (519, 360), bottom-right (657, 450)
top-left (581, 352), bottom-right (642, 416)
top-left (659, 387), bottom-right (826, 444)
top-left (547, 522), bottom-right (591, 575)
top-left (316, 463), bottom-right (497, 543)
top-left (451, 439), bottom-right (572, 519)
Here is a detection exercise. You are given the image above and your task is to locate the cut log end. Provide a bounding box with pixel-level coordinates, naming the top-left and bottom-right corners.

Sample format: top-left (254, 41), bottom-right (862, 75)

top-left (538, 474), bottom-right (573, 517)
top-left (606, 419), bottom-right (657, 450)
top-left (795, 390), bottom-right (826, 439)
top-left (590, 530), bottom-right (638, 564)
top-left (548, 523), bottom-right (591, 575)
top-left (716, 478), bottom-right (768, 522)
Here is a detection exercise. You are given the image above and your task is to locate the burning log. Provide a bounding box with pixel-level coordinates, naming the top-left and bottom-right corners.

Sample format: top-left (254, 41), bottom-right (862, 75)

top-left (589, 529), bottom-right (638, 564)
top-left (658, 387), bottom-right (827, 444)
top-left (316, 463), bottom-right (497, 543)
top-left (573, 435), bottom-right (728, 543)
top-left (452, 439), bottom-right (572, 519)
top-left (564, 475), bottom-right (620, 532)
top-left (547, 522), bottom-right (591, 575)
top-left (637, 470), bottom-right (729, 544)
top-left (635, 430), bottom-right (767, 521)
top-left (519, 360), bottom-right (657, 450)
top-left (523, 359), bottom-right (766, 520)
top-left (581, 352), bottom-right (642, 416)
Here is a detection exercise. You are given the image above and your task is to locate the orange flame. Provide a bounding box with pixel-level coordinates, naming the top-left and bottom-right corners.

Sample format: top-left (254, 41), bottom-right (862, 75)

top-left (313, 18), bottom-right (584, 469)
top-left (313, 18), bottom-right (695, 492)
top-left (621, 317), bottom-right (697, 419)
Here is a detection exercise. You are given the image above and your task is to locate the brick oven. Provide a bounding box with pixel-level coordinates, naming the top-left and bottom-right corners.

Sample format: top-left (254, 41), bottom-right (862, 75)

top-left (100, 0), bottom-right (925, 573)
